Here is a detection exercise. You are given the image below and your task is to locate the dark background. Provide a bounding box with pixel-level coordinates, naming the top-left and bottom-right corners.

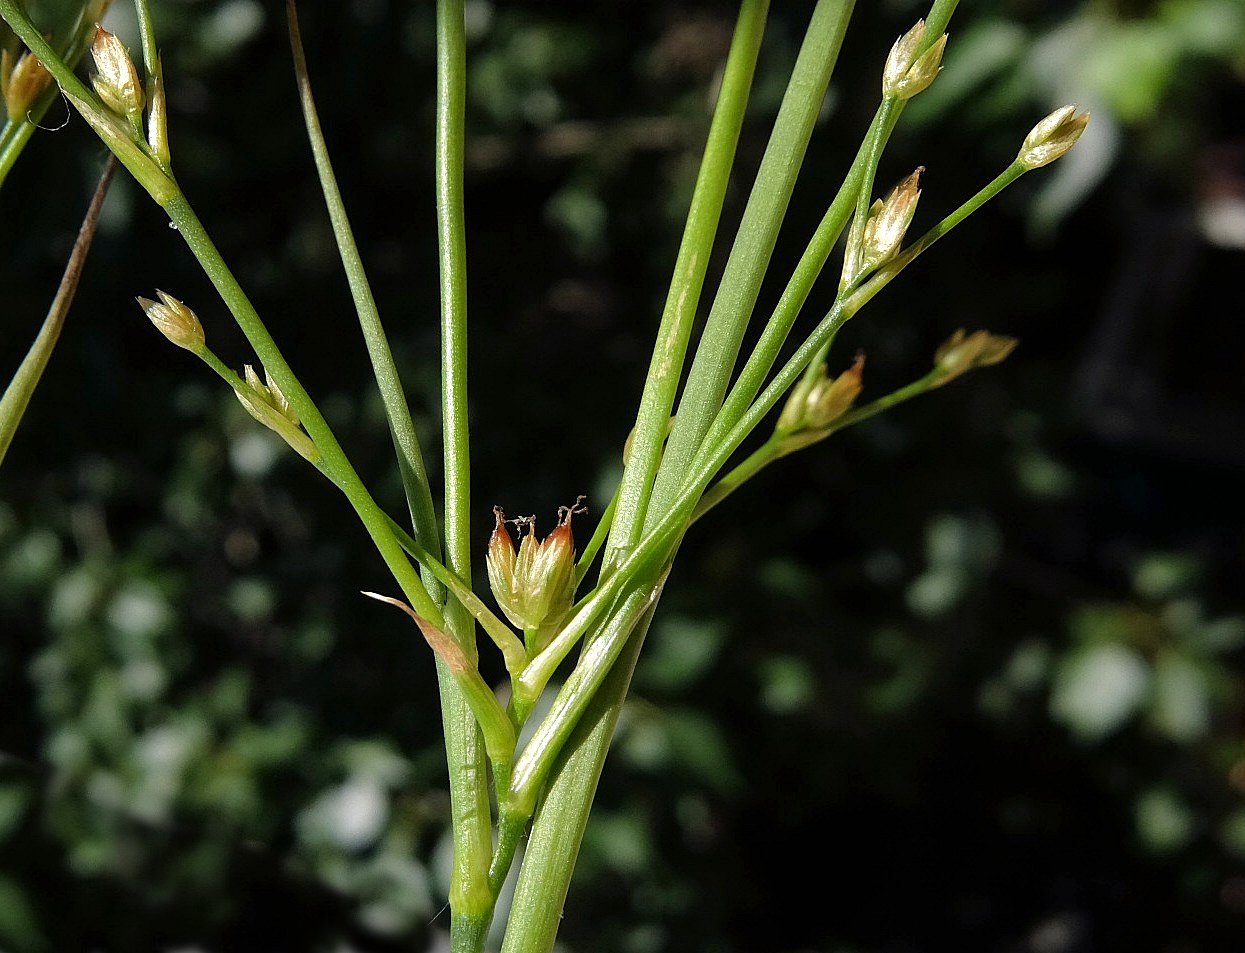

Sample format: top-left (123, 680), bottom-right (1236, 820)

top-left (2, 1), bottom-right (1244, 951)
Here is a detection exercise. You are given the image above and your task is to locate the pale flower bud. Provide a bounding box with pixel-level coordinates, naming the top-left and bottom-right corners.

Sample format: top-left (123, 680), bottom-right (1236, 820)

top-left (841, 169), bottom-right (923, 289)
top-left (235, 364), bottom-right (319, 462)
top-left (933, 329), bottom-right (1018, 385)
top-left (90, 26), bottom-right (144, 117)
top-left (882, 20), bottom-right (947, 101)
top-left (2, 48), bottom-right (53, 123)
top-left (777, 354), bottom-right (865, 434)
top-left (805, 353), bottom-right (865, 429)
top-left (487, 500), bottom-right (584, 643)
top-left (137, 291), bottom-right (204, 351)
top-left (1017, 105), bottom-right (1090, 170)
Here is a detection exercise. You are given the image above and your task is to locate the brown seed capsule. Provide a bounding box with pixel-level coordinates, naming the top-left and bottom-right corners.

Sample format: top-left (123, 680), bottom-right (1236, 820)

top-left (778, 354), bottom-right (865, 434)
top-left (486, 499), bottom-right (585, 639)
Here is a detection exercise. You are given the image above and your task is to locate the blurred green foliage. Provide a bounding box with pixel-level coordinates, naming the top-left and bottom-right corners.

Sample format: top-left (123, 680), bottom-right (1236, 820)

top-left (2, 1), bottom-right (1244, 951)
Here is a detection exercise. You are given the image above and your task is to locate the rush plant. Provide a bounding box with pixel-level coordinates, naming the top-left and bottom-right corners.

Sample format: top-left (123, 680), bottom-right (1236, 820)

top-left (0, 0), bottom-right (1088, 950)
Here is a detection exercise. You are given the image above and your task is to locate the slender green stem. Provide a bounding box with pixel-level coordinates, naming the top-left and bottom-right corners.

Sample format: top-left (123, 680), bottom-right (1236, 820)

top-left (645, 0), bottom-right (857, 535)
top-left (0, 0), bottom-right (113, 189)
top-left (286, 0), bottom-right (444, 590)
top-left (694, 369), bottom-right (943, 519)
top-left (131, 0), bottom-right (159, 78)
top-left (0, 158), bottom-right (114, 465)
top-left (161, 194), bottom-right (448, 621)
top-left (435, 0), bottom-right (494, 941)
top-left (846, 163), bottom-right (1027, 314)
top-left (575, 483), bottom-right (618, 585)
top-left (0, 1), bottom-right (174, 200)
top-left (606, 0), bottom-right (769, 556)
top-left (0, 117), bottom-right (34, 187)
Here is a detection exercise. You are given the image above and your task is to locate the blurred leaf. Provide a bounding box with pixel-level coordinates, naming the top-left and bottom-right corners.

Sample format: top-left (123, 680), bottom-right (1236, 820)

top-left (0, 875), bottom-right (44, 952)
top-left (1149, 650), bottom-right (1211, 743)
top-left (1050, 642), bottom-right (1151, 741)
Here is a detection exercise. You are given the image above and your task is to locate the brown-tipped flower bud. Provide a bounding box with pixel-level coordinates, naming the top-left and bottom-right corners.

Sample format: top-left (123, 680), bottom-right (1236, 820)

top-left (90, 26), bottom-right (144, 117)
top-left (234, 364), bottom-right (319, 462)
top-left (806, 353), bottom-right (865, 429)
top-left (137, 290), bottom-right (204, 351)
top-left (933, 329), bottom-right (1019, 386)
top-left (842, 169), bottom-right (923, 289)
top-left (486, 500), bottom-right (584, 641)
top-left (882, 20), bottom-right (947, 100)
top-left (2, 48), bottom-right (53, 123)
top-left (1017, 105), bottom-right (1090, 170)
top-left (777, 354), bottom-right (865, 434)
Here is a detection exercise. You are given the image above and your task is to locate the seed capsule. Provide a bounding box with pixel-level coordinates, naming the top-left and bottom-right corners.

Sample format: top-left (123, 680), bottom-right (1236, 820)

top-left (486, 500), bottom-right (584, 640)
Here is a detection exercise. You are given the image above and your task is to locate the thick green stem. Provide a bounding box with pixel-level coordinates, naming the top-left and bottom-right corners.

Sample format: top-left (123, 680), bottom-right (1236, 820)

top-left (500, 602), bottom-right (660, 953)
top-left (501, 151), bottom-right (1024, 953)
top-left (286, 0), bottom-right (444, 587)
top-left (606, 0), bottom-right (769, 555)
top-left (646, 0), bottom-right (856, 535)
top-left (435, 0), bottom-right (494, 943)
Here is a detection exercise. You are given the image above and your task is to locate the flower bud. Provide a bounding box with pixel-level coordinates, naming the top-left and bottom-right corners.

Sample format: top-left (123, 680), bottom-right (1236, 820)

top-left (882, 20), bottom-right (947, 101)
top-left (1017, 105), bottom-right (1090, 170)
top-left (487, 500), bottom-right (584, 641)
top-left (137, 290), bottom-right (204, 351)
top-left (235, 364), bottom-right (319, 462)
top-left (777, 354), bottom-right (865, 433)
top-left (842, 169), bottom-right (923, 289)
top-left (90, 26), bottom-right (144, 118)
top-left (2, 48), bottom-right (53, 123)
top-left (933, 329), bottom-right (1018, 385)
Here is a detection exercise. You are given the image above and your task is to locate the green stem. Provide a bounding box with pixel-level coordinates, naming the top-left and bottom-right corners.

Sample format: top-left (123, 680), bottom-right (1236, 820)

top-left (645, 0), bottom-right (857, 535)
top-left (163, 194), bottom-right (445, 621)
top-left (575, 482), bottom-right (618, 585)
top-left (435, 0), bottom-right (494, 943)
top-left (694, 369), bottom-right (943, 519)
top-left (286, 0), bottom-right (444, 587)
top-left (131, 0), bottom-right (159, 78)
top-left (500, 601), bottom-right (661, 953)
top-left (0, 0), bottom-right (112, 188)
top-left (0, 0), bottom-right (174, 200)
top-left (0, 158), bottom-right (114, 465)
top-left (606, 0), bottom-right (769, 556)
top-left (502, 157), bottom-right (1027, 951)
